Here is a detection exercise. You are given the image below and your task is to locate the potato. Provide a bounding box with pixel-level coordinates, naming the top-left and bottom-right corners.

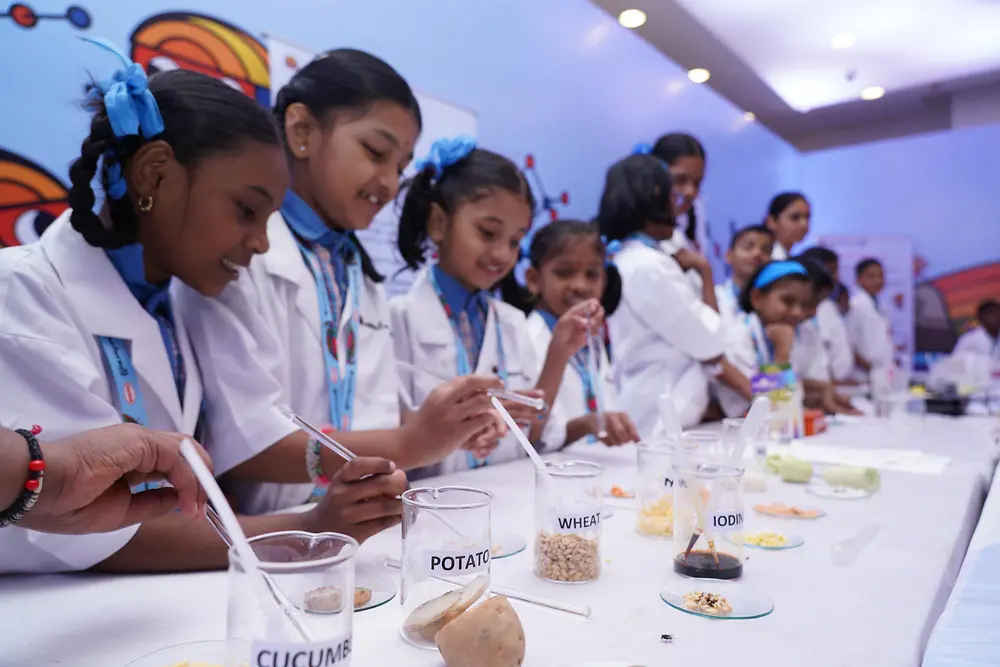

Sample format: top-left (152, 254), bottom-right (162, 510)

top-left (402, 576), bottom-right (488, 644)
top-left (435, 596), bottom-right (525, 667)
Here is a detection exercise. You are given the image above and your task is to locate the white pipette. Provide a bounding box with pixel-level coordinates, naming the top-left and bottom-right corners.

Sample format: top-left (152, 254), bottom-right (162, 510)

top-left (396, 361), bottom-right (547, 411)
top-left (178, 439), bottom-right (314, 641)
top-left (587, 321), bottom-right (607, 440)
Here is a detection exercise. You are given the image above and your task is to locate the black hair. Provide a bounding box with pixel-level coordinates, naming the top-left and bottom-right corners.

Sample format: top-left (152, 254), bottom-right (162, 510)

top-left (792, 254), bottom-right (835, 296)
top-left (738, 262), bottom-right (811, 314)
top-left (832, 281), bottom-right (849, 301)
top-left (505, 219), bottom-right (623, 316)
top-left (652, 133), bottom-right (706, 247)
top-left (729, 223), bottom-right (773, 250)
top-left (68, 69), bottom-right (280, 249)
top-left (800, 245), bottom-right (839, 267)
top-left (767, 192), bottom-right (807, 220)
top-left (273, 48), bottom-right (423, 282)
top-left (596, 154), bottom-right (673, 242)
top-left (976, 299), bottom-right (1000, 320)
top-left (855, 257), bottom-right (883, 278)
top-left (396, 147), bottom-right (534, 303)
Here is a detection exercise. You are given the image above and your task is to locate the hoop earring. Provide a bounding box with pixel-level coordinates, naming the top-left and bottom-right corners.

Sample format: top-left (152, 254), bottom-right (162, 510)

top-left (138, 196), bottom-right (154, 213)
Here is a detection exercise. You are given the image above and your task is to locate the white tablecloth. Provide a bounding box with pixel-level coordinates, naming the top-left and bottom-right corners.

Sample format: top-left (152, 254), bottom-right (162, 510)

top-left (2, 415), bottom-right (997, 667)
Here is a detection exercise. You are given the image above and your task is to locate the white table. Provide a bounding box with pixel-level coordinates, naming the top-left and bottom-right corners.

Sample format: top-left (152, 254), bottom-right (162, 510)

top-left (2, 415), bottom-right (997, 667)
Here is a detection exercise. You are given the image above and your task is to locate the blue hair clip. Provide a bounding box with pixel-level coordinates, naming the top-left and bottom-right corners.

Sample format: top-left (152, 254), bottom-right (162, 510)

top-left (80, 37), bottom-right (165, 199)
top-left (602, 235), bottom-right (623, 267)
top-left (753, 260), bottom-right (808, 289)
top-left (632, 142), bottom-right (654, 156)
top-left (415, 135), bottom-right (477, 181)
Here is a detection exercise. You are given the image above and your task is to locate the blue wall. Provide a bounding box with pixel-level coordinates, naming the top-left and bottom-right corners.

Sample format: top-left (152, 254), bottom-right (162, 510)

top-left (0, 0), bottom-right (796, 257)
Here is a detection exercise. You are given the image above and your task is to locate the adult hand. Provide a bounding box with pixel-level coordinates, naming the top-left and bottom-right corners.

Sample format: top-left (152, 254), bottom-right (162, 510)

top-left (596, 412), bottom-right (640, 446)
top-left (404, 375), bottom-right (504, 466)
top-left (18, 424), bottom-right (209, 535)
top-left (674, 247), bottom-right (711, 274)
top-left (549, 299), bottom-right (603, 358)
top-left (304, 457), bottom-right (408, 544)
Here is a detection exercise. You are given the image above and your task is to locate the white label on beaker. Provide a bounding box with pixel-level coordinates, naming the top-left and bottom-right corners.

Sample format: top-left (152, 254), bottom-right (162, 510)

top-left (552, 508), bottom-right (602, 534)
top-left (710, 510), bottom-right (744, 533)
top-left (423, 547), bottom-right (490, 576)
top-left (252, 634), bottom-right (352, 667)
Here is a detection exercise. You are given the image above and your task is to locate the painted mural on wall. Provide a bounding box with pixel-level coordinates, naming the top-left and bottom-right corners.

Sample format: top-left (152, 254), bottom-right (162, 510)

top-left (0, 149), bottom-right (69, 248)
top-left (915, 259), bottom-right (1000, 353)
top-left (1, 2), bottom-right (91, 30)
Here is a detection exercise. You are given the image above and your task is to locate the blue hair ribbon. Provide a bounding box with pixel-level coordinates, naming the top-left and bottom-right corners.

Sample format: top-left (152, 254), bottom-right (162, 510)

top-left (753, 260), bottom-right (808, 289)
top-left (415, 135), bottom-right (477, 181)
top-left (631, 142), bottom-right (654, 156)
top-left (601, 234), bottom-right (623, 267)
top-left (80, 37), bottom-right (164, 199)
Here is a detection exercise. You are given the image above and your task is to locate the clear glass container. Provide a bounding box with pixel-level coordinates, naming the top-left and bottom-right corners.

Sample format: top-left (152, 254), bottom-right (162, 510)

top-left (400, 486), bottom-right (492, 649)
top-left (680, 430), bottom-right (723, 463)
top-left (673, 463), bottom-right (745, 581)
top-left (227, 531), bottom-right (357, 667)
top-left (534, 460), bottom-right (603, 583)
top-left (636, 440), bottom-right (680, 538)
top-left (765, 411), bottom-right (796, 445)
top-left (721, 418), bottom-right (745, 463)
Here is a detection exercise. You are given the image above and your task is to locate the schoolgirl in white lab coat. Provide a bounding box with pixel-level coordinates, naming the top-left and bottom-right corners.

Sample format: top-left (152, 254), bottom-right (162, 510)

top-left (0, 41), bottom-right (311, 573)
top-left (179, 50), bottom-right (500, 515)
top-left (799, 246), bottom-right (854, 382)
top-left (390, 139), bottom-right (592, 476)
top-left (847, 258), bottom-right (895, 379)
top-left (715, 224), bottom-right (774, 328)
top-left (599, 153), bottom-right (751, 433)
top-left (765, 192), bottom-right (811, 260)
top-left (952, 300), bottom-right (1000, 372)
top-left (518, 219), bottom-right (639, 447)
top-left (715, 261), bottom-right (812, 417)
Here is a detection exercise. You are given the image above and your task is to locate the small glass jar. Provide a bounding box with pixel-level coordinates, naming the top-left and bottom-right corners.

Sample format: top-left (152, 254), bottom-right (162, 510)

top-left (765, 411), bottom-right (796, 445)
top-left (534, 460), bottom-right (603, 584)
top-left (672, 463), bottom-right (745, 581)
top-left (400, 486), bottom-right (492, 650)
top-left (227, 531), bottom-right (357, 667)
top-left (681, 430), bottom-right (724, 463)
top-left (636, 440), bottom-right (680, 538)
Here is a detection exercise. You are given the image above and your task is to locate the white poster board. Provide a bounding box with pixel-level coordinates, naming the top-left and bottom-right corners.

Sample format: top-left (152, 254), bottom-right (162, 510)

top-left (267, 35), bottom-right (478, 297)
top-left (820, 235), bottom-right (915, 370)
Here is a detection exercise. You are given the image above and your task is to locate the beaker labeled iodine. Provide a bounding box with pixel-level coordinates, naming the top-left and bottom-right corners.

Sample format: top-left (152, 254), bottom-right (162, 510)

top-left (673, 463), bottom-right (745, 581)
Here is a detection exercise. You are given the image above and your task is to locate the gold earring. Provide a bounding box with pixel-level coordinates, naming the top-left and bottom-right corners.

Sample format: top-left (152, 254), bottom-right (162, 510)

top-left (138, 195), bottom-right (154, 213)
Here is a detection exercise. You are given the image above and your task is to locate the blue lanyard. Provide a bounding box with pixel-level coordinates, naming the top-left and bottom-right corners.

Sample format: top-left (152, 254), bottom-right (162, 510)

top-left (745, 314), bottom-right (774, 370)
top-left (538, 309), bottom-right (601, 418)
top-left (297, 240), bottom-right (362, 432)
top-left (625, 231), bottom-right (663, 252)
top-left (428, 268), bottom-right (507, 468)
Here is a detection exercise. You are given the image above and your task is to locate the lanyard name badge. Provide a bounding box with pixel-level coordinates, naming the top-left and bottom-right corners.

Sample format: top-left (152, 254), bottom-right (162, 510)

top-left (298, 240), bottom-right (362, 436)
top-left (98, 336), bottom-right (156, 492)
top-left (542, 311), bottom-right (602, 443)
top-left (429, 269), bottom-right (507, 469)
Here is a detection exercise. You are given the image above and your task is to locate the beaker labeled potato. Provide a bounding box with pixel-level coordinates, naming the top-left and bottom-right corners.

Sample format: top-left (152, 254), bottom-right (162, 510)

top-left (400, 487), bottom-right (492, 650)
top-left (534, 460), bottom-right (603, 584)
top-left (673, 463), bottom-right (745, 581)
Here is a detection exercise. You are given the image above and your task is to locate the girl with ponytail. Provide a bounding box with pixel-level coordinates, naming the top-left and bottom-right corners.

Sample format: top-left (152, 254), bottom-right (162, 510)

top-left (390, 137), bottom-right (599, 475)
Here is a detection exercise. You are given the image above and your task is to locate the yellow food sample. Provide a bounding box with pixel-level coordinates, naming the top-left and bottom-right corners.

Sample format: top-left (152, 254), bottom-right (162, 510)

top-left (745, 532), bottom-right (787, 548)
top-left (636, 496), bottom-right (673, 537)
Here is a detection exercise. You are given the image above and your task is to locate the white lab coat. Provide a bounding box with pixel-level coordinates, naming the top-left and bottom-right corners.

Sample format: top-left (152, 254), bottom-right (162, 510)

top-left (791, 319), bottom-right (831, 382)
top-left (815, 300), bottom-right (854, 381)
top-left (176, 211), bottom-right (399, 515)
top-left (714, 279), bottom-right (742, 330)
top-left (389, 269), bottom-right (566, 477)
top-left (771, 242), bottom-right (790, 260)
top-left (525, 311), bottom-right (618, 448)
top-left (953, 328), bottom-right (1000, 369)
top-left (0, 211), bottom-right (203, 573)
top-left (659, 204), bottom-right (708, 297)
top-left (847, 289), bottom-right (894, 378)
top-left (608, 239), bottom-right (723, 434)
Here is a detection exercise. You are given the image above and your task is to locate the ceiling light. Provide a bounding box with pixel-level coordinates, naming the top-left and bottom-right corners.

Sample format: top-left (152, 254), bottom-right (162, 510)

top-left (687, 68), bottom-right (710, 84)
top-left (860, 86), bottom-right (885, 101)
top-left (743, 111), bottom-right (756, 122)
top-left (830, 32), bottom-right (857, 50)
top-left (618, 9), bottom-right (646, 29)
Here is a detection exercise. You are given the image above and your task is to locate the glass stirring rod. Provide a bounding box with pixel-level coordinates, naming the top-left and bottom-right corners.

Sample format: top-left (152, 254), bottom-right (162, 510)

top-left (395, 361), bottom-right (547, 411)
top-left (587, 313), bottom-right (607, 440)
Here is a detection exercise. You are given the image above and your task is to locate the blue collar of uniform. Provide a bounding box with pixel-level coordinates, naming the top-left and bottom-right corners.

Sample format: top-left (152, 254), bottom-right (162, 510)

top-left (105, 243), bottom-right (171, 315)
top-left (536, 308), bottom-right (559, 331)
top-left (432, 263), bottom-right (485, 317)
top-left (281, 190), bottom-right (353, 254)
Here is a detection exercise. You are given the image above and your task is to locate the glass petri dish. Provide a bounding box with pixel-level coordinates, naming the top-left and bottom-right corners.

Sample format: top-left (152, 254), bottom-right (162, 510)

top-left (807, 479), bottom-right (872, 500)
top-left (354, 574), bottom-right (396, 612)
top-left (491, 533), bottom-right (527, 559)
top-left (660, 580), bottom-right (774, 620)
top-left (123, 640), bottom-right (225, 667)
top-left (744, 532), bottom-right (805, 550)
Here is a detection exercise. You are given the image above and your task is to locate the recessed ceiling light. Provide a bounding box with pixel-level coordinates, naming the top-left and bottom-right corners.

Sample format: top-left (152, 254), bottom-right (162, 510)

top-left (688, 68), bottom-right (710, 84)
top-left (743, 111), bottom-right (756, 122)
top-left (830, 32), bottom-right (857, 50)
top-left (618, 9), bottom-right (647, 29)
top-left (860, 86), bottom-right (885, 101)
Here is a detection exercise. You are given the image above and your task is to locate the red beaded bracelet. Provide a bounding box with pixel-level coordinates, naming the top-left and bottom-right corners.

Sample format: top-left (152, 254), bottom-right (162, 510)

top-left (1, 425), bottom-right (45, 527)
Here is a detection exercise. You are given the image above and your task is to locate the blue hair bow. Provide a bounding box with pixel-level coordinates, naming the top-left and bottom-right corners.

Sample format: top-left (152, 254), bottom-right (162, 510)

top-left (81, 37), bottom-right (165, 199)
top-left (601, 235), bottom-right (623, 267)
top-left (415, 135), bottom-right (476, 181)
top-left (632, 142), bottom-right (654, 156)
top-left (753, 260), bottom-right (808, 289)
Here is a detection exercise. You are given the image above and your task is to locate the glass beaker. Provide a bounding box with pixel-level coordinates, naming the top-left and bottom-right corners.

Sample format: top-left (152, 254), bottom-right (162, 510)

top-left (227, 531), bottom-right (357, 667)
top-left (680, 430), bottom-right (723, 463)
top-left (534, 460), bottom-right (603, 583)
top-left (636, 440), bottom-right (680, 538)
top-left (765, 411), bottom-right (795, 445)
top-left (400, 486), bottom-right (492, 650)
top-left (721, 418), bottom-right (745, 463)
top-left (672, 463), bottom-right (745, 581)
